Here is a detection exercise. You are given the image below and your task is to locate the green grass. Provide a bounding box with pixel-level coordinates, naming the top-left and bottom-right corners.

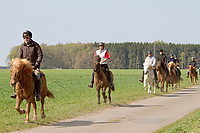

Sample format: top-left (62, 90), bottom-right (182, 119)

top-left (0, 69), bottom-right (194, 132)
top-left (154, 108), bottom-right (200, 133)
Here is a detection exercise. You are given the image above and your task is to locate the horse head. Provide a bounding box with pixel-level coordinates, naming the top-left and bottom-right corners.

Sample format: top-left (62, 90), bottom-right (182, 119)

top-left (168, 61), bottom-right (175, 72)
top-left (10, 58), bottom-right (33, 87)
top-left (93, 55), bottom-right (101, 73)
top-left (143, 63), bottom-right (152, 74)
top-left (156, 60), bottom-right (165, 71)
top-left (188, 65), bottom-right (194, 74)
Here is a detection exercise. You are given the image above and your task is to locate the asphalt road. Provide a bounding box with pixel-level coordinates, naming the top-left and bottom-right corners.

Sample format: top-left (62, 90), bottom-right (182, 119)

top-left (12, 85), bottom-right (200, 133)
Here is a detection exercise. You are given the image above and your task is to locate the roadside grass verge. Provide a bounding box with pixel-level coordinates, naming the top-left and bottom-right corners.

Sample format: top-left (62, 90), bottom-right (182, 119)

top-left (0, 69), bottom-right (194, 132)
top-left (154, 108), bottom-right (200, 133)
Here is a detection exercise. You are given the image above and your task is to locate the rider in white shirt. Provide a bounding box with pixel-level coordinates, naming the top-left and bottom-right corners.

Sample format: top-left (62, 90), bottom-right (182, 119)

top-left (139, 51), bottom-right (157, 83)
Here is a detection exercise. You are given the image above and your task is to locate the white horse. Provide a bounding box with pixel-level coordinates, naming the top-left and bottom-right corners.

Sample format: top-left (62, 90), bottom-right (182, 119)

top-left (143, 63), bottom-right (156, 94)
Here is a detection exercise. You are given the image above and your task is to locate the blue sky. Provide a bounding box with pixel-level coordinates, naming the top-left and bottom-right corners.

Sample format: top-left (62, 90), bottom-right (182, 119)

top-left (0, 0), bottom-right (200, 66)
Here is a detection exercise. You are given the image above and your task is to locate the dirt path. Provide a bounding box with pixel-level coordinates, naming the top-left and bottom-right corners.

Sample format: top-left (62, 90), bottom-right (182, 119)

top-left (12, 85), bottom-right (200, 133)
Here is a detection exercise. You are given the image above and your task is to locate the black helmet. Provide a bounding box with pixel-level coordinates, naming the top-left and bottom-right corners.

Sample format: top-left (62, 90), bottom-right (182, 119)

top-left (147, 51), bottom-right (152, 54)
top-left (99, 42), bottom-right (105, 47)
top-left (170, 54), bottom-right (174, 56)
top-left (159, 49), bottom-right (163, 52)
top-left (174, 55), bottom-right (177, 57)
top-left (22, 30), bottom-right (32, 38)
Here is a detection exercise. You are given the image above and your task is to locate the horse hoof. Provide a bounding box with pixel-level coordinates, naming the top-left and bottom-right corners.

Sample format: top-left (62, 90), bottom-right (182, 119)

top-left (41, 114), bottom-right (46, 119)
top-left (25, 121), bottom-right (29, 124)
top-left (32, 117), bottom-right (37, 121)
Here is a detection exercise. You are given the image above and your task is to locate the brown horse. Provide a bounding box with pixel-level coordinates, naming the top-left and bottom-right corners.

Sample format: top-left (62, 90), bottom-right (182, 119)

top-left (93, 55), bottom-right (114, 104)
top-left (156, 60), bottom-right (169, 92)
top-left (168, 61), bottom-right (179, 89)
top-left (188, 65), bottom-right (197, 84)
top-left (10, 58), bottom-right (55, 123)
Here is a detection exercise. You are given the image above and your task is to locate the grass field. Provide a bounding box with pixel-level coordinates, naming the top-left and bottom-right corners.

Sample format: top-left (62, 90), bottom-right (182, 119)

top-left (0, 69), bottom-right (195, 132)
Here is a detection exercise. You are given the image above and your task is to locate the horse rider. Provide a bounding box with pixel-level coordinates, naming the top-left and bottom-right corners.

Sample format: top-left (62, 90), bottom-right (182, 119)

top-left (174, 55), bottom-right (180, 69)
top-left (168, 54), bottom-right (180, 79)
top-left (187, 57), bottom-right (198, 79)
top-left (87, 42), bottom-right (114, 88)
top-left (156, 49), bottom-right (173, 82)
top-left (10, 30), bottom-right (43, 101)
top-left (139, 51), bottom-right (157, 84)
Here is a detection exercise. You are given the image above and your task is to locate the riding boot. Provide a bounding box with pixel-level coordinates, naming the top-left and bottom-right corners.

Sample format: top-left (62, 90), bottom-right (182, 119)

top-left (87, 72), bottom-right (94, 88)
top-left (109, 74), bottom-right (114, 88)
top-left (186, 71), bottom-right (189, 78)
top-left (35, 79), bottom-right (41, 101)
top-left (175, 68), bottom-right (180, 80)
top-left (139, 71), bottom-right (144, 83)
top-left (10, 87), bottom-right (16, 99)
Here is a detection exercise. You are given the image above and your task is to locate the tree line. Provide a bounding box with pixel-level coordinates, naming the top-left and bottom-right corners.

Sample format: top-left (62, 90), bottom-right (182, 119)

top-left (6, 41), bottom-right (200, 69)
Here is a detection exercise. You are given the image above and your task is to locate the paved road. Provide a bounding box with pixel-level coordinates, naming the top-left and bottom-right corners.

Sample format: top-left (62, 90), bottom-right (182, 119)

top-left (13, 85), bottom-right (200, 133)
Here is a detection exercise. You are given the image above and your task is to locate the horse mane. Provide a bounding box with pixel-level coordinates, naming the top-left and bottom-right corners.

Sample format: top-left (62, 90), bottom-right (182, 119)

top-left (168, 61), bottom-right (175, 67)
top-left (93, 55), bottom-right (101, 62)
top-left (11, 58), bottom-right (33, 73)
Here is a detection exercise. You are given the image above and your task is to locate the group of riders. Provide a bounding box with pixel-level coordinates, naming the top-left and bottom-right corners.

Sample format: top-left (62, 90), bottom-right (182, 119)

top-left (10, 30), bottom-right (197, 100)
top-left (138, 49), bottom-right (198, 84)
top-left (10, 30), bottom-right (114, 101)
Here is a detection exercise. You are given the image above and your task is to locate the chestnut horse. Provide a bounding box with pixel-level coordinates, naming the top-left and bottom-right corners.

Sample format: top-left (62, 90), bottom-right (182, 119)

top-left (168, 61), bottom-right (179, 89)
top-left (156, 60), bottom-right (169, 92)
top-left (188, 65), bottom-right (197, 84)
top-left (10, 58), bottom-right (55, 123)
top-left (93, 55), bottom-right (114, 104)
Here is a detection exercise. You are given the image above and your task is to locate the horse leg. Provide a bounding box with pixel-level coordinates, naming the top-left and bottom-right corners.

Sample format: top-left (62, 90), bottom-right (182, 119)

top-left (15, 97), bottom-right (25, 114)
top-left (144, 80), bottom-right (147, 91)
top-left (166, 81), bottom-right (169, 92)
top-left (171, 83), bottom-right (173, 90)
top-left (148, 83), bottom-right (151, 94)
top-left (160, 82), bottom-right (164, 92)
top-left (97, 89), bottom-right (100, 104)
top-left (41, 97), bottom-right (46, 119)
top-left (31, 97), bottom-right (37, 120)
top-left (25, 98), bottom-right (32, 123)
top-left (108, 88), bottom-right (111, 104)
top-left (102, 87), bottom-right (107, 103)
top-left (154, 80), bottom-right (156, 94)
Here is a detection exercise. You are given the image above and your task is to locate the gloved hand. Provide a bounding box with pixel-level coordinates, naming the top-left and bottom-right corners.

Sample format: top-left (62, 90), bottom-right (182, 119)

top-left (33, 64), bottom-right (39, 70)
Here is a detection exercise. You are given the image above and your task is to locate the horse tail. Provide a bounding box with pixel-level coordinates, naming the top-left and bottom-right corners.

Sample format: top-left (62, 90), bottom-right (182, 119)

top-left (47, 89), bottom-right (55, 99)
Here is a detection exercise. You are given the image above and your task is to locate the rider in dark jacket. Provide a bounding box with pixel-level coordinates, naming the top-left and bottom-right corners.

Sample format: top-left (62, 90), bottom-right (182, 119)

top-left (156, 49), bottom-right (172, 82)
top-left (187, 57), bottom-right (198, 79)
top-left (11, 30), bottom-right (43, 101)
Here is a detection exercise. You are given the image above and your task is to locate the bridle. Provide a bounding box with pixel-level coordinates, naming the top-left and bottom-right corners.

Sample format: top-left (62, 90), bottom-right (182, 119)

top-left (11, 68), bottom-right (22, 86)
top-left (93, 61), bottom-right (100, 74)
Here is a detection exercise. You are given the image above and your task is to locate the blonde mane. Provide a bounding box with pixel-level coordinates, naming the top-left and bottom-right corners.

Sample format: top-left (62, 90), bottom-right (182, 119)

top-left (11, 58), bottom-right (33, 73)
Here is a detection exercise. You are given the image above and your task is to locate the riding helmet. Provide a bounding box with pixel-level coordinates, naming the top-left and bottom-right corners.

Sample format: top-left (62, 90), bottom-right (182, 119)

top-left (170, 54), bottom-right (174, 56)
top-left (159, 49), bottom-right (163, 52)
top-left (147, 51), bottom-right (152, 54)
top-left (22, 30), bottom-right (32, 38)
top-left (99, 42), bottom-right (105, 47)
top-left (174, 55), bottom-right (177, 57)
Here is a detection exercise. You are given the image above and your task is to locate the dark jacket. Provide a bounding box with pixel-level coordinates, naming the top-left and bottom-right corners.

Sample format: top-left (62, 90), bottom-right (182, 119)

top-left (168, 57), bottom-right (175, 63)
top-left (17, 39), bottom-right (43, 69)
top-left (174, 58), bottom-right (179, 65)
top-left (189, 60), bottom-right (196, 68)
top-left (156, 53), bottom-right (167, 65)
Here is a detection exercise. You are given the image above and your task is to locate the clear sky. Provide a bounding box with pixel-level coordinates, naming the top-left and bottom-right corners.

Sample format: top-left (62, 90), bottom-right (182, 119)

top-left (0, 0), bottom-right (200, 66)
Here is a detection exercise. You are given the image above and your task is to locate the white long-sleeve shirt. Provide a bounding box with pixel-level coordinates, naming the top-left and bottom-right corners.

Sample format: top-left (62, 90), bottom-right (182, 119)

top-left (144, 56), bottom-right (156, 68)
